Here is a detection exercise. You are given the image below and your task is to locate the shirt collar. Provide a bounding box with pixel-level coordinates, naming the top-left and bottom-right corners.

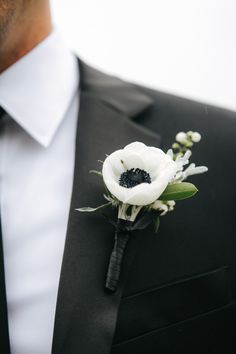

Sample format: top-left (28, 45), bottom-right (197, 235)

top-left (0, 29), bottom-right (79, 147)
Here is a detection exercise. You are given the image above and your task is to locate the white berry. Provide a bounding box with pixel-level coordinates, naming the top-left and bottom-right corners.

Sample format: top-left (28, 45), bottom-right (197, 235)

top-left (176, 132), bottom-right (187, 143)
top-left (191, 132), bottom-right (201, 143)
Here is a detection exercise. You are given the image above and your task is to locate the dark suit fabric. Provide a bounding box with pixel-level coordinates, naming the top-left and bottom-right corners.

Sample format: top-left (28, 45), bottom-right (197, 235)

top-left (1, 60), bottom-right (236, 354)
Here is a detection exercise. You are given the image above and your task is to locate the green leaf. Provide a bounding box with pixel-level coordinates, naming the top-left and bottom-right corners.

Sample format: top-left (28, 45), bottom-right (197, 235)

top-left (160, 182), bottom-right (198, 201)
top-left (154, 217), bottom-right (160, 233)
top-left (76, 202), bottom-right (111, 213)
top-left (89, 170), bottom-right (103, 178)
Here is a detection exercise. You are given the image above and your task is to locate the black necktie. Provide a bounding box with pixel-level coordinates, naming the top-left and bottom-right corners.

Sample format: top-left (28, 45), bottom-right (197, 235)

top-left (0, 107), bottom-right (11, 353)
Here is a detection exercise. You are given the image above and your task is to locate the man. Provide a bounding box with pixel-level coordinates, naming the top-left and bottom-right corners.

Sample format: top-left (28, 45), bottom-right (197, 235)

top-left (0, 1), bottom-right (235, 354)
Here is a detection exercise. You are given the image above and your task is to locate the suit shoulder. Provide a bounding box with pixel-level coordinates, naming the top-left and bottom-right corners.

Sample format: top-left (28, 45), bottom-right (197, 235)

top-left (79, 60), bottom-right (236, 133)
top-left (134, 84), bottom-right (236, 124)
top-left (128, 84), bottom-right (236, 146)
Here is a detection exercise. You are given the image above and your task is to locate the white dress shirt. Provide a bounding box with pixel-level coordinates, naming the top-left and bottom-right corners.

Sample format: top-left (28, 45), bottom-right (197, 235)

top-left (0, 30), bottom-right (79, 354)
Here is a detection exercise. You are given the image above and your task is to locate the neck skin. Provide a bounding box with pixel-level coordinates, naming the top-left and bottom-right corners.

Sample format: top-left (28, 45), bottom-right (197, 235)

top-left (0, 2), bottom-right (52, 74)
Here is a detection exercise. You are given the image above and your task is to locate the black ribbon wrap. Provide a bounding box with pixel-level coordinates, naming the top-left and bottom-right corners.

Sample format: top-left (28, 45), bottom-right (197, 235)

top-left (104, 210), bottom-right (159, 293)
top-left (105, 228), bottom-right (130, 292)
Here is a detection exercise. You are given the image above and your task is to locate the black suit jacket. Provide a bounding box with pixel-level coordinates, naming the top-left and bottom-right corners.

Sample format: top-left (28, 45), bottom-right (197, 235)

top-left (1, 59), bottom-right (236, 354)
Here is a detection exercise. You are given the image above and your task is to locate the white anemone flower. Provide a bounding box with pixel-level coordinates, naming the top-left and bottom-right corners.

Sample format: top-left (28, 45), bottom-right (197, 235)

top-left (102, 142), bottom-right (177, 206)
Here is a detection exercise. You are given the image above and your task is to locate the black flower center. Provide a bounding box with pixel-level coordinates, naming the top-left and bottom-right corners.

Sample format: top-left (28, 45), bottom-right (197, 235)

top-left (119, 168), bottom-right (151, 188)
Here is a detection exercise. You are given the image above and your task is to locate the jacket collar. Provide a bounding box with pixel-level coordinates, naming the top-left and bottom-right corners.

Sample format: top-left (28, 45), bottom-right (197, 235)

top-left (52, 59), bottom-right (160, 354)
top-left (78, 58), bottom-right (154, 117)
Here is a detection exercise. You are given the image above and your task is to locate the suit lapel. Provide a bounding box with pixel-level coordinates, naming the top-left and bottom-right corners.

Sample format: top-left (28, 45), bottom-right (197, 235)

top-left (52, 61), bottom-right (161, 354)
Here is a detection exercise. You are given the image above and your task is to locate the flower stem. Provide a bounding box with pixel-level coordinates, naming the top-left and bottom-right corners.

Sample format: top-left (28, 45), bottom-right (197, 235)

top-left (105, 229), bottom-right (130, 292)
top-left (118, 203), bottom-right (143, 222)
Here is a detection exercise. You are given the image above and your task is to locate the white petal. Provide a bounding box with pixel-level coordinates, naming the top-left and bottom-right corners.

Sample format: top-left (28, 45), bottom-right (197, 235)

top-left (124, 142), bottom-right (147, 153)
top-left (121, 150), bottom-right (146, 170)
top-left (123, 181), bottom-right (167, 205)
top-left (102, 150), bottom-right (125, 183)
top-left (140, 149), bottom-right (164, 176)
top-left (146, 148), bottom-right (176, 177)
top-left (167, 149), bottom-right (174, 159)
top-left (157, 160), bottom-right (178, 181)
top-left (103, 180), bottom-right (127, 202)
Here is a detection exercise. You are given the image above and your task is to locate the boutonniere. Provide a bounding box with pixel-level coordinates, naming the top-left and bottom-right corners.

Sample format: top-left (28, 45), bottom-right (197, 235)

top-left (77, 131), bottom-right (208, 293)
